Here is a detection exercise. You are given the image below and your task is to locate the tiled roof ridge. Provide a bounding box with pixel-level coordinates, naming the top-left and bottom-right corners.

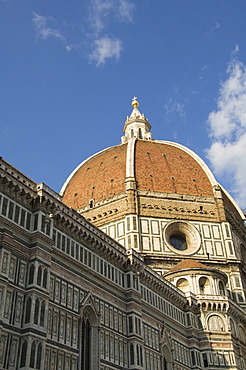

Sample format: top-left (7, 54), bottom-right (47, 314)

top-left (169, 258), bottom-right (208, 272)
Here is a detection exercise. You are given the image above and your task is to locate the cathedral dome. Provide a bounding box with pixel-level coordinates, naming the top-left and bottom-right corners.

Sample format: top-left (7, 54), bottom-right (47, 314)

top-left (61, 99), bottom-right (216, 212)
top-left (60, 97), bottom-right (245, 271)
top-left (61, 140), bottom-right (215, 210)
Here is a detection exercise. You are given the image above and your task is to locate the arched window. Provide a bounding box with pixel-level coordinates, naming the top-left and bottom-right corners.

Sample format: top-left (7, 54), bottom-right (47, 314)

top-left (139, 345), bottom-right (143, 366)
top-left (29, 264), bottom-right (35, 285)
top-left (80, 298), bottom-right (100, 369)
top-left (230, 319), bottom-right (236, 336)
top-left (30, 341), bottom-right (36, 367)
top-left (34, 298), bottom-right (40, 325)
top-left (40, 301), bottom-right (45, 327)
top-left (161, 344), bottom-right (173, 370)
top-left (164, 357), bottom-right (168, 370)
top-left (25, 296), bottom-right (32, 323)
top-left (138, 128), bottom-right (143, 139)
top-left (130, 343), bottom-right (134, 365)
top-left (131, 129), bottom-right (134, 138)
top-left (20, 340), bottom-right (27, 367)
top-left (37, 266), bottom-right (42, 285)
top-left (176, 278), bottom-right (190, 293)
top-left (218, 281), bottom-right (225, 295)
top-left (82, 318), bottom-right (91, 369)
top-left (199, 277), bottom-right (211, 294)
top-left (36, 343), bottom-right (42, 369)
top-left (239, 325), bottom-right (246, 343)
top-left (240, 243), bottom-right (246, 263)
top-left (43, 269), bottom-right (47, 289)
top-left (136, 344), bottom-right (140, 365)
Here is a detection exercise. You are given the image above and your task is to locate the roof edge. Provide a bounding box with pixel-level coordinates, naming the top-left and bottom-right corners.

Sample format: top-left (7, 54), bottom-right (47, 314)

top-left (154, 140), bottom-right (218, 188)
top-left (60, 144), bottom-right (124, 196)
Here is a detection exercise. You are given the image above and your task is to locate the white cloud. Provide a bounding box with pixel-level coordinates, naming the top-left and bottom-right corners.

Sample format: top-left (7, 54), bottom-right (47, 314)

top-left (206, 49), bottom-right (246, 207)
top-left (88, 0), bottom-right (134, 66)
top-left (118, 0), bottom-right (134, 22)
top-left (204, 21), bottom-right (221, 39)
top-left (164, 98), bottom-right (186, 119)
top-left (199, 65), bottom-right (209, 80)
top-left (66, 44), bottom-right (78, 52)
top-left (89, 0), bottom-right (134, 33)
top-left (89, 36), bottom-right (122, 66)
top-left (90, 0), bottom-right (114, 33)
top-left (32, 12), bottom-right (65, 40)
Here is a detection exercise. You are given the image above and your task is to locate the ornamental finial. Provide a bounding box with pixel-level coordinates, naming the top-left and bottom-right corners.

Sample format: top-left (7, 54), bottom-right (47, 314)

top-left (132, 96), bottom-right (139, 108)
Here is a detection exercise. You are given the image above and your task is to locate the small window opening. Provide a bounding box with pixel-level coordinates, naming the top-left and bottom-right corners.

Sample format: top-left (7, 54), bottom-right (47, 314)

top-left (169, 233), bottom-right (187, 251)
top-left (89, 199), bottom-right (94, 208)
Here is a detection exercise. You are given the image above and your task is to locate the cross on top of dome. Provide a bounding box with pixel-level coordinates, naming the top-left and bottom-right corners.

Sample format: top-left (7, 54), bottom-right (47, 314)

top-left (132, 96), bottom-right (139, 108)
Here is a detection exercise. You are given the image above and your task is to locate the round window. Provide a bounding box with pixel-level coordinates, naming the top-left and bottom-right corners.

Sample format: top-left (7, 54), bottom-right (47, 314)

top-left (169, 234), bottom-right (187, 251)
top-left (163, 221), bottom-right (201, 255)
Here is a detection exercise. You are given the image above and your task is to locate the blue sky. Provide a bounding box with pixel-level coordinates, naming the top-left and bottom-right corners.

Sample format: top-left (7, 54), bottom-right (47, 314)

top-left (1, 0), bottom-right (246, 208)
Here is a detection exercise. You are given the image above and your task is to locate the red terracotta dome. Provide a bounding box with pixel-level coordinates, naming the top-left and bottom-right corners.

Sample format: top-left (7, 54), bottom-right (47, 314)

top-left (168, 259), bottom-right (208, 273)
top-left (61, 139), bottom-right (215, 210)
top-left (62, 144), bottom-right (127, 210)
top-left (61, 98), bottom-right (216, 211)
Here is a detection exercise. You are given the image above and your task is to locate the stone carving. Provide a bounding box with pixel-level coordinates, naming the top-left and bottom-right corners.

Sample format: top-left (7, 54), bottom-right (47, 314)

top-left (4, 292), bottom-right (11, 318)
top-left (53, 312), bottom-right (58, 335)
top-left (9, 339), bottom-right (17, 366)
top-left (2, 253), bottom-right (8, 273)
top-left (44, 349), bottom-right (49, 368)
top-left (15, 295), bottom-right (22, 322)
top-left (58, 355), bottom-right (63, 368)
top-left (60, 315), bottom-right (64, 339)
top-left (0, 336), bottom-right (6, 365)
top-left (49, 277), bottom-right (54, 298)
top-left (65, 356), bottom-right (70, 370)
top-left (55, 281), bottom-right (60, 301)
top-left (73, 320), bottom-right (77, 345)
top-left (19, 263), bottom-right (25, 283)
top-left (67, 318), bottom-right (71, 342)
top-left (74, 290), bottom-right (78, 310)
top-left (47, 310), bottom-right (52, 334)
top-left (9, 258), bottom-right (15, 279)
top-left (51, 351), bottom-right (56, 370)
top-left (61, 284), bottom-right (66, 304)
top-left (68, 287), bottom-right (72, 307)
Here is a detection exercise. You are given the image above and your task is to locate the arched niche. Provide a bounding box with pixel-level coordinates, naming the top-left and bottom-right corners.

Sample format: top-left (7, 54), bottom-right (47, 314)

top-left (161, 345), bottom-right (173, 370)
top-left (176, 278), bottom-right (190, 293)
top-left (207, 314), bottom-right (225, 332)
top-left (159, 326), bottom-right (173, 370)
top-left (240, 243), bottom-right (246, 263)
top-left (199, 276), bottom-right (211, 294)
top-left (218, 280), bottom-right (226, 296)
top-left (239, 325), bottom-right (246, 343)
top-left (230, 319), bottom-right (236, 337)
top-left (80, 293), bottom-right (100, 370)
